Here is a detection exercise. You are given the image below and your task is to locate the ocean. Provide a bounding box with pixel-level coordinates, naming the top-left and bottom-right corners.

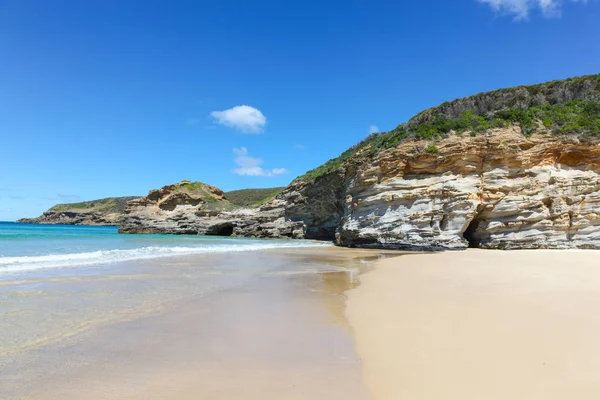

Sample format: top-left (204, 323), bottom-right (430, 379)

top-left (0, 222), bottom-right (377, 399)
top-left (0, 221), bottom-right (327, 274)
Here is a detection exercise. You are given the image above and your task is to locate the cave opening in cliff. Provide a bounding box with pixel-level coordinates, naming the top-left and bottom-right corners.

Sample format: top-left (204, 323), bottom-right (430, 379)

top-left (463, 216), bottom-right (483, 248)
top-left (207, 223), bottom-right (234, 237)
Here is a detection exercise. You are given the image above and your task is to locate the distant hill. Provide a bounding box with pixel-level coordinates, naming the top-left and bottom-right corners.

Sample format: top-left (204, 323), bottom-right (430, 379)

top-left (18, 196), bottom-right (139, 226)
top-left (225, 187), bottom-right (285, 208)
top-left (48, 197), bottom-right (136, 214)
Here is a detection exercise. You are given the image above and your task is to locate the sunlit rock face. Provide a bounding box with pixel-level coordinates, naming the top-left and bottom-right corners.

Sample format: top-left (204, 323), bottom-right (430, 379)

top-left (119, 180), bottom-right (313, 239)
top-left (336, 128), bottom-right (600, 250)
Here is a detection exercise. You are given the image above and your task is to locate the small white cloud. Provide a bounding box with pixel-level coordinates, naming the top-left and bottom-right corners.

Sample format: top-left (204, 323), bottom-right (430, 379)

top-left (477, 0), bottom-right (588, 19)
top-left (211, 105), bottom-right (267, 133)
top-left (293, 144), bottom-right (306, 150)
top-left (368, 125), bottom-right (379, 134)
top-left (232, 147), bottom-right (288, 177)
top-left (186, 118), bottom-right (199, 126)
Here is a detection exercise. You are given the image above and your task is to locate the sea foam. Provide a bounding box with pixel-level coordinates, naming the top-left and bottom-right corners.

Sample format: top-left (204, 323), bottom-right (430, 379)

top-left (0, 241), bottom-right (328, 273)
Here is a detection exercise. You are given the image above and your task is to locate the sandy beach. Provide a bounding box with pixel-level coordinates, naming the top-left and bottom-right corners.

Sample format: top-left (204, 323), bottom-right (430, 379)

top-left (6, 244), bottom-right (600, 399)
top-left (346, 249), bottom-right (600, 400)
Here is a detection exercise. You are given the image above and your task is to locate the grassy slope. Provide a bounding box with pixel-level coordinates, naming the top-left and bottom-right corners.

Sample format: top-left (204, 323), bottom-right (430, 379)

top-left (298, 73), bottom-right (600, 181)
top-left (170, 182), bottom-right (284, 209)
top-left (225, 187), bottom-right (285, 207)
top-left (49, 197), bottom-right (138, 213)
top-left (174, 182), bottom-right (222, 203)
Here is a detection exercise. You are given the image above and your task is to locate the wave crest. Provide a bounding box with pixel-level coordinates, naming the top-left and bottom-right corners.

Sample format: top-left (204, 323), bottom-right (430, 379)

top-left (0, 242), bottom-right (328, 273)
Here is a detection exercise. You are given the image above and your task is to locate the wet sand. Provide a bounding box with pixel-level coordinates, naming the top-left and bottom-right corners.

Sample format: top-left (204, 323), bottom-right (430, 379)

top-left (346, 249), bottom-right (600, 400)
top-left (0, 246), bottom-right (392, 399)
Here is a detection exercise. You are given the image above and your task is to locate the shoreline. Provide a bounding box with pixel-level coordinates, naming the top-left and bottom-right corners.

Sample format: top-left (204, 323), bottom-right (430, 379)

top-left (1, 246), bottom-right (386, 399)
top-left (12, 242), bottom-right (600, 398)
top-left (345, 249), bottom-right (600, 399)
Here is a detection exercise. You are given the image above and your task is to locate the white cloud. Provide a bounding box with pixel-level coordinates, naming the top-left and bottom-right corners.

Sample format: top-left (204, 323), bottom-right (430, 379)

top-left (232, 147), bottom-right (288, 177)
top-left (211, 105), bottom-right (267, 133)
top-left (186, 118), bottom-right (199, 126)
top-left (368, 125), bottom-right (379, 134)
top-left (477, 0), bottom-right (588, 19)
top-left (293, 144), bottom-right (306, 150)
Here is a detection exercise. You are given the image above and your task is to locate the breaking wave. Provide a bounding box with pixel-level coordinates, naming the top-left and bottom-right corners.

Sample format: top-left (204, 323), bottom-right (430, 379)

top-left (0, 241), bottom-right (328, 273)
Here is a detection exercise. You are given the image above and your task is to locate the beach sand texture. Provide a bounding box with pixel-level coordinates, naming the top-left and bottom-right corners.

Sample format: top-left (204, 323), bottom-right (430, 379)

top-left (346, 249), bottom-right (600, 400)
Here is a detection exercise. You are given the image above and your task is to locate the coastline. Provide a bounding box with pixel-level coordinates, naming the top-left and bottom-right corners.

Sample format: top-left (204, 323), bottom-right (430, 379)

top-left (345, 249), bottom-right (600, 399)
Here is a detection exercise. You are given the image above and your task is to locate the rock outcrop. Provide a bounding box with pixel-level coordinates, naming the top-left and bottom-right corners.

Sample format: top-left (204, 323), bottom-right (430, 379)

top-left (18, 197), bottom-right (138, 226)
top-left (336, 128), bottom-right (600, 250)
top-left (119, 181), bottom-right (305, 238)
top-left (120, 73), bottom-right (600, 250)
top-left (119, 177), bottom-right (346, 239)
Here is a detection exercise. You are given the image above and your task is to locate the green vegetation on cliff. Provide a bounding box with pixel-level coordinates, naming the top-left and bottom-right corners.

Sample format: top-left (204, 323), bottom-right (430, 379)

top-left (49, 197), bottom-right (138, 213)
top-left (298, 73), bottom-right (600, 181)
top-left (173, 181), bottom-right (221, 203)
top-left (225, 187), bottom-right (285, 207)
top-left (147, 181), bottom-right (284, 210)
top-left (175, 181), bottom-right (207, 192)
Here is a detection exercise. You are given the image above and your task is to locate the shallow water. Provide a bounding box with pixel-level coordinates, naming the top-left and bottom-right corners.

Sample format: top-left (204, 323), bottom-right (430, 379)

top-left (0, 225), bottom-right (393, 399)
top-left (0, 222), bottom-right (327, 273)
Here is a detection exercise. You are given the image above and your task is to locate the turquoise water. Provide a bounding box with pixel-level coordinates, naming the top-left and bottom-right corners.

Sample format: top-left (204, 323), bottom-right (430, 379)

top-left (0, 222), bottom-right (325, 273)
top-left (0, 221), bottom-right (373, 400)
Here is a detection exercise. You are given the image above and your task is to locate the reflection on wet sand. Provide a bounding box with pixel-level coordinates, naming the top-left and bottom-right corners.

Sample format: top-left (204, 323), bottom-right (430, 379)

top-left (0, 246), bottom-right (402, 399)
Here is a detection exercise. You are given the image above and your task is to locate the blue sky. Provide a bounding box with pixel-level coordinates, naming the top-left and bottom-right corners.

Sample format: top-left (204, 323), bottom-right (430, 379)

top-left (1, 0), bottom-right (599, 220)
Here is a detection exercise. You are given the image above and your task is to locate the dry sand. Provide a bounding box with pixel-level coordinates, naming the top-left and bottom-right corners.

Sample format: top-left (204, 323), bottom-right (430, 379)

top-left (346, 249), bottom-right (600, 400)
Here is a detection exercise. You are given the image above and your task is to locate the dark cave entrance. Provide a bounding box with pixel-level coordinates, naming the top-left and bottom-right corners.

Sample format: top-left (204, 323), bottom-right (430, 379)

top-left (463, 214), bottom-right (484, 248)
top-left (206, 223), bottom-right (234, 237)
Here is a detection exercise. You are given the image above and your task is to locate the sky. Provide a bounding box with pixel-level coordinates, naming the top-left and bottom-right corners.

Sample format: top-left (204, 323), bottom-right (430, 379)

top-left (1, 0), bottom-right (599, 220)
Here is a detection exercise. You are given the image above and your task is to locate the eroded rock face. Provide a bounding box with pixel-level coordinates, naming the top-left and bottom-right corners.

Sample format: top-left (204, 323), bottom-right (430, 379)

top-left (282, 171), bottom-right (346, 240)
top-left (337, 128), bottom-right (600, 249)
top-left (118, 181), bottom-right (307, 238)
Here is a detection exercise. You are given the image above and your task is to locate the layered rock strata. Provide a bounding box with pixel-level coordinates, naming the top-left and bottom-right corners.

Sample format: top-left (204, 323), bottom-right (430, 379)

top-left (337, 128), bottom-right (600, 250)
top-left (118, 181), bottom-right (308, 238)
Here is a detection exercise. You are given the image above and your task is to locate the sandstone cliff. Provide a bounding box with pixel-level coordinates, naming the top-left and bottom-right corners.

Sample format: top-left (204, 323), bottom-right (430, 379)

top-left (120, 73), bottom-right (600, 250)
top-left (18, 197), bottom-right (138, 226)
top-left (337, 128), bottom-right (600, 250)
